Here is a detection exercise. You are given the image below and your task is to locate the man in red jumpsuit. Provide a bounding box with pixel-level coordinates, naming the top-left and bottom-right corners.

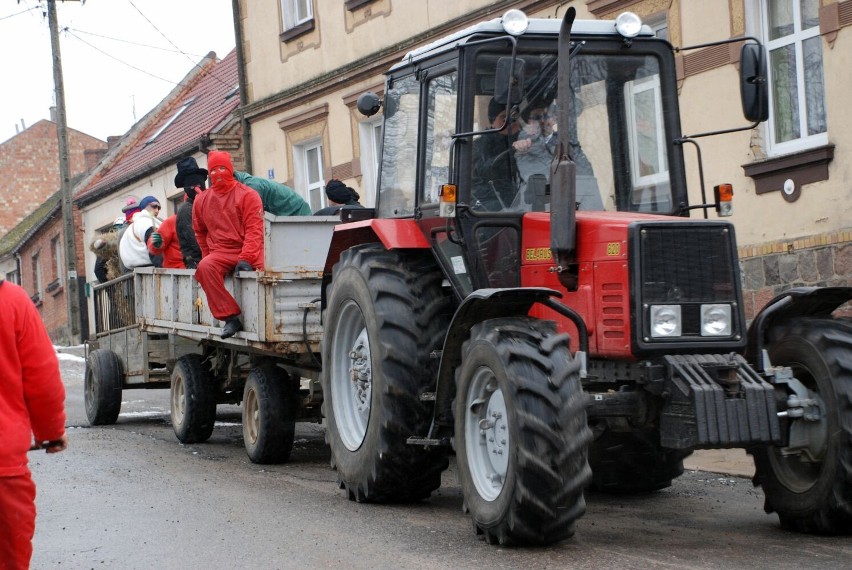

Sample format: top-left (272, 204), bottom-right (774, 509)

top-left (0, 275), bottom-right (67, 569)
top-left (193, 150), bottom-right (265, 339)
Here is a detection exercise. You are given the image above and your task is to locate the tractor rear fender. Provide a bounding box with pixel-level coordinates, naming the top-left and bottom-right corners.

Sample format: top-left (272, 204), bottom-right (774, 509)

top-left (322, 219), bottom-right (430, 276)
top-left (747, 286), bottom-right (852, 372)
top-left (429, 288), bottom-right (566, 441)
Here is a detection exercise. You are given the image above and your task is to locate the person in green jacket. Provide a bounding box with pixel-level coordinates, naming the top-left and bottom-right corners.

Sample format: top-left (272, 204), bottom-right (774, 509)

top-left (234, 171), bottom-right (312, 216)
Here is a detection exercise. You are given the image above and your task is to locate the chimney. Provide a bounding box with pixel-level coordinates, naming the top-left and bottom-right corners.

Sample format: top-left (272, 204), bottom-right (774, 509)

top-left (49, 106), bottom-right (57, 122)
top-left (84, 148), bottom-right (107, 171)
top-left (107, 136), bottom-right (122, 149)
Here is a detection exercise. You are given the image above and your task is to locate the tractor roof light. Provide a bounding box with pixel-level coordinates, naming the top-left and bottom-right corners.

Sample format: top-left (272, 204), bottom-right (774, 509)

top-left (501, 9), bottom-right (529, 36)
top-left (615, 12), bottom-right (643, 38)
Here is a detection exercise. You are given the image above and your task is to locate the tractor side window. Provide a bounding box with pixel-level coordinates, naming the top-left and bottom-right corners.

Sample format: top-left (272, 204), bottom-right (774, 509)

top-left (422, 71), bottom-right (458, 206)
top-left (377, 75), bottom-right (419, 217)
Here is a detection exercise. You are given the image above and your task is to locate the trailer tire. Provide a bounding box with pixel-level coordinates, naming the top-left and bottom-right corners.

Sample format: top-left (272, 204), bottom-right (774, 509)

top-left (750, 317), bottom-right (852, 534)
top-left (170, 354), bottom-right (217, 444)
top-left (589, 430), bottom-right (691, 493)
top-left (322, 244), bottom-right (452, 502)
top-left (454, 317), bottom-right (592, 545)
top-left (243, 365), bottom-right (298, 464)
top-left (84, 349), bottom-right (123, 426)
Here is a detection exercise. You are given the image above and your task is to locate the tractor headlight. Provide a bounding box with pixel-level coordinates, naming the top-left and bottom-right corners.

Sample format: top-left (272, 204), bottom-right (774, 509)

top-left (615, 12), bottom-right (643, 38)
top-left (650, 305), bottom-right (681, 338)
top-left (701, 304), bottom-right (732, 336)
top-left (501, 9), bottom-right (529, 36)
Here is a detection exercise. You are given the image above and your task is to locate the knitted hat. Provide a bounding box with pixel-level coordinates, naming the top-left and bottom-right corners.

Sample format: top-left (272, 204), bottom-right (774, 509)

top-left (138, 195), bottom-right (160, 210)
top-left (121, 196), bottom-right (139, 213)
top-left (174, 156), bottom-right (208, 188)
top-left (325, 179), bottom-right (360, 204)
top-left (207, 151), bottom-right (234, 174)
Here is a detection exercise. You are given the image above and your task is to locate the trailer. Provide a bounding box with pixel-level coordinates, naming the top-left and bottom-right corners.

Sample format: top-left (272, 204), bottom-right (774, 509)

top-left (85, 215), bottom-right (336, 461)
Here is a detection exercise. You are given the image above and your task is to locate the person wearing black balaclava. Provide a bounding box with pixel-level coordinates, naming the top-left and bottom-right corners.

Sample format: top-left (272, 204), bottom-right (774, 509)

top-left (173, 157), bottom-right (207, 269)
top-left (471, 97), bottom-right (521, 210)
top-left (314, 179), bottom-right (363, 216)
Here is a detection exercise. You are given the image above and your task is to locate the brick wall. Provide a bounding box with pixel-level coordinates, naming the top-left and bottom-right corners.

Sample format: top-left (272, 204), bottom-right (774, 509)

top-left (740, 230), bottom-right (852, 323)
top-left (0, 120), bottom-right (106, 235)
top-left (16, 205), bottom-right (89, 344)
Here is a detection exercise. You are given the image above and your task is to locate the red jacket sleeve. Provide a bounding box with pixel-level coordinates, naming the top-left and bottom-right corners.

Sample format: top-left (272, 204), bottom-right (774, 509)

top-left (17, 287), bottom-right (66, 442)
top-left (192, 195), bottom-right (210, 258)
top-left (148, 215), bottom-right (174, 255)
top-left (238, 186), bottom-right (265, 269)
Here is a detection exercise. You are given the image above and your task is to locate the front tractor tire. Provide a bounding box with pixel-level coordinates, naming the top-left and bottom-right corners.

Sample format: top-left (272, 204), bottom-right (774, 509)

top-left (321, 244), bottom-right (453, 503)
top-left (243, 364), bottom-right (298, 464)
top-left (454, 317), bottom-right (593, 546)
top-left (84, 348), bottom-right (123, 426)
top-left (170, 354), bottom-right (217, 444)
top-left (751, 318), bottom-right (852, 534)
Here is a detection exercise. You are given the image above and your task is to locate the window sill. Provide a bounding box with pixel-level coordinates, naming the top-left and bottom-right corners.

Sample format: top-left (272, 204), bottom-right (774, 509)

top-left (280, 19), bottom-right (315, 43)
top-left (742, 144), bottom-right (834, 202)
top-left (47, 279), bottom-right (64, 296)
top-left (345, 0), bottom-right (376, 10)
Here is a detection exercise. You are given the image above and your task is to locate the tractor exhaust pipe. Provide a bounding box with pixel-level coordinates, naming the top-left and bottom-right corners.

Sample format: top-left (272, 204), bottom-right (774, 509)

top-left (550, 7), bottom-right (579, 291)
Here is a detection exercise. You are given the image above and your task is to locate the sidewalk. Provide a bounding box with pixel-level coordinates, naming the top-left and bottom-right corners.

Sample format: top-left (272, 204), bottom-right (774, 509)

top-left (683, 449), bottom-right (754, 478)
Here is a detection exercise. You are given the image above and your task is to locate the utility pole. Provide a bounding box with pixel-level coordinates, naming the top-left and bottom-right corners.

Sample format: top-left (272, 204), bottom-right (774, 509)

top-left (47, 0), bottom-right (83, 343)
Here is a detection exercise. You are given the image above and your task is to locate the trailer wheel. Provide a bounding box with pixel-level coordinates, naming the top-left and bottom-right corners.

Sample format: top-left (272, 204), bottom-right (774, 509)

top-left (322, 244), bottom-right (453, 502)
top-left (750, 318), bottom-right (852, 534)
top-left (454, 317), bottom-right (592, 545)
top-left (243, 365), bottom-right (298, 464)
top-left (589, 430), bottom-right (691, 493)
top-left (84, 349), bottom-right (123, 426)
top-left (170, 354), bottom-right (217, 444)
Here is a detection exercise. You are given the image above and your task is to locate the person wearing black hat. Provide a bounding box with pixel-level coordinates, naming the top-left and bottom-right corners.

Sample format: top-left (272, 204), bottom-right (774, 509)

top-left (173, 156), bottom-right (207, 269)
top-left (471, 97), bottom-right (521, 210)
top-left (314, 179), bottom-right (363, 216)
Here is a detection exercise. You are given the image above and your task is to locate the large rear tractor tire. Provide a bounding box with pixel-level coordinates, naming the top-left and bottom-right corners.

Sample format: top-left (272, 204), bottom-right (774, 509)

top-left (750, 317), bottom-right (852, 534)
top-left (589, 429), bottom-right (691, 493)
top-left (454, 317), bottom-right (592, 545)
top-left (243, 364), bottom-right (298, 464)
top-left (321, 244), bottom-right (453, 502)
top-left (170, 354), bottom-right (217, 444)
top-left (84, 349), bottom-right (123, 426)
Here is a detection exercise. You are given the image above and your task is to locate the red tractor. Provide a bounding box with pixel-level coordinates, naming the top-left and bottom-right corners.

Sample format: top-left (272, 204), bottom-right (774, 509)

top-left (320, 9), bottom-right (852, 545)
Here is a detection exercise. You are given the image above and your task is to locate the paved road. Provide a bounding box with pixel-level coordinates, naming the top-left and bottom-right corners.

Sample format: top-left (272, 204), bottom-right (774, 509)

top-left (28, 348), bottom-right (851, 569)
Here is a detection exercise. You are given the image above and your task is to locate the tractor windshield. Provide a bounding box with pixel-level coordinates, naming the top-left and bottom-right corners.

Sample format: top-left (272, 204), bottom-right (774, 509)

top-left (469, 48), bottom-right (675, 214)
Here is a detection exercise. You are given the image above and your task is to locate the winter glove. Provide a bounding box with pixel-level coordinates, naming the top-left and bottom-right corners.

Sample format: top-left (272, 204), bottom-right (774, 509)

top-left (150, 232), bottom-right (163, 248)
top-left (234, 260), bottom-right (253, 275)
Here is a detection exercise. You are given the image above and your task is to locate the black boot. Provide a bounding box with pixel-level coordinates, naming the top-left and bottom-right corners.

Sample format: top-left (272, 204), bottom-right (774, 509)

top-left (221, 316), bottom-right (243, 339)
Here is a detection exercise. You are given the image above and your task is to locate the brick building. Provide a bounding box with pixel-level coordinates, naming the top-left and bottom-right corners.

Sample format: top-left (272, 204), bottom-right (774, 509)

top-left (0, 119), bottom-right (105, 235)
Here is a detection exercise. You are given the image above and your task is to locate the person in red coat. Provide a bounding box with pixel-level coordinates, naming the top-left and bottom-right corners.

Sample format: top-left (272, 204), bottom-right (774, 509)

top-left (193, 150), bottom-right (265, 338)
top-left (0, 275), bottom-right (67, 569)
top-left (147, 213), bottom-right (186, 269)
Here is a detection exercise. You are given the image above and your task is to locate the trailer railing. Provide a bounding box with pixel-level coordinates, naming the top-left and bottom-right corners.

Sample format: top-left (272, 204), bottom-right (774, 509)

top-left (92, 273), bottom-right (136, 335)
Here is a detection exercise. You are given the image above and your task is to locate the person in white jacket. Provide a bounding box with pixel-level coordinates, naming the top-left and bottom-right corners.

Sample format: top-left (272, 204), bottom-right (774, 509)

top-left (119, 195), bottom-right (163, 270)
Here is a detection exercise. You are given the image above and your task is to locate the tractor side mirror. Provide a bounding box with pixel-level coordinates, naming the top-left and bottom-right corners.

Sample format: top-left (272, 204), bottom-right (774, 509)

top-left (495, 56), bottom-right (526, 105)
top-left (357, 92), bottom-right (382, 117)
top-left (740, 43), bottom-right (768, 123)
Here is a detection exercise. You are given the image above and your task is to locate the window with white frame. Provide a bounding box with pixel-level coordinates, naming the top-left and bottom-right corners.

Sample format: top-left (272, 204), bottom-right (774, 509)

top-left (646, 13), bottom-right (669, 41)
top-left (51, 235), bottom-right (62, 285)
top-left (282, 0), bottom-right (313, 30)
top-left (760, 0), bottom-right (827, 155)
top-left (296, 140), bottom-right (325, 212)
top-left (32, 253), bottom-right (43, 299)
top-left (358, 117), bottom-right (382, 207)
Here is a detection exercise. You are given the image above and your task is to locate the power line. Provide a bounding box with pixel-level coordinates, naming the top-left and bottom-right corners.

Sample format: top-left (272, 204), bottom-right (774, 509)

top-left (67, 27), bottom-right (205, 57)
top-left (64, 28), bottom-right (177, 85)
top-left (124, 0), bottom-right (232, 88)
top-left (0, 4), bottom-right (42, 22)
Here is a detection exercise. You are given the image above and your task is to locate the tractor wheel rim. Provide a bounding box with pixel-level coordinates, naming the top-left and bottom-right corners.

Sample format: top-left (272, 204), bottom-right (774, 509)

top-left (332, 299), bottom-right (372, 451)
top-left (465, 366), bottom-right (508, 502)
